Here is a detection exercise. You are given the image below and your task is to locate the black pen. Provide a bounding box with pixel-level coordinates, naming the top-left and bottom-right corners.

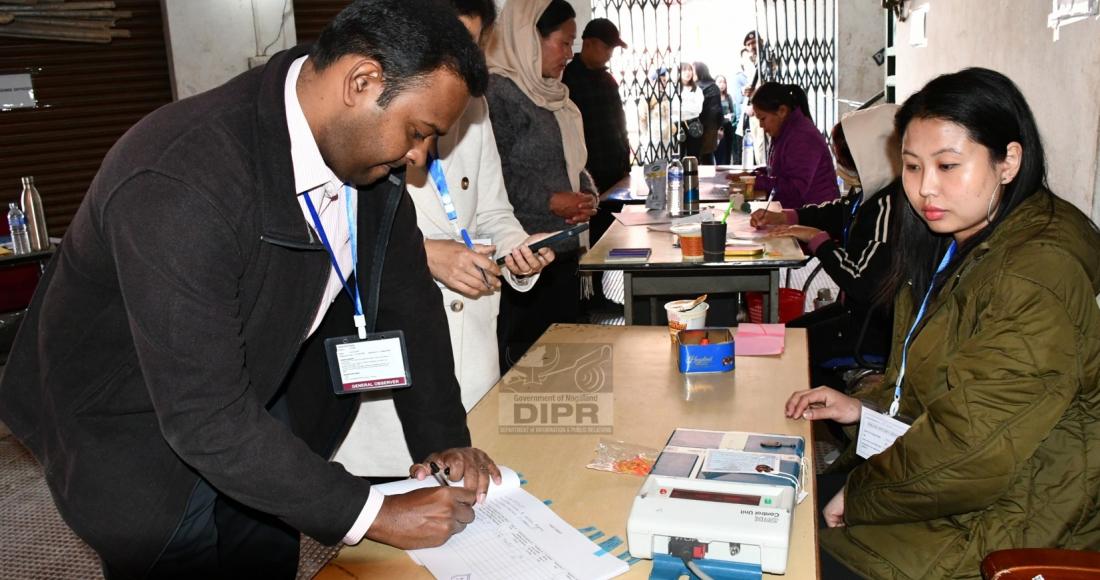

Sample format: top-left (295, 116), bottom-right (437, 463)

top-left (430, 461), bottom-right (450, 487)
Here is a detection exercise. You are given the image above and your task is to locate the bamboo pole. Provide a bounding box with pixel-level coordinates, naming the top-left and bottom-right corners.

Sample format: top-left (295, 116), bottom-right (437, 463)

top-left (0, 9), bottom-right (121, 17)
top-left (13, 16), bottom-right (110, 28)
top-left (0, 2), bottom-right (117, 10)
top-left (0, 19), bottom-right (111, 42)
top-left (0, 1), bottom-right (129, 44)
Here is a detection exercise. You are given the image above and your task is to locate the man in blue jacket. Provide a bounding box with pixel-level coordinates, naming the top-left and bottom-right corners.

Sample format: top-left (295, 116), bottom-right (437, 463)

top-left (0, 1), bottom-right (500, 577)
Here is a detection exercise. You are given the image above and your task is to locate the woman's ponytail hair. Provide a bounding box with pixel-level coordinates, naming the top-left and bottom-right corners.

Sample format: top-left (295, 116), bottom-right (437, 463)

top-left (751, 82), bottom-right (812, 120)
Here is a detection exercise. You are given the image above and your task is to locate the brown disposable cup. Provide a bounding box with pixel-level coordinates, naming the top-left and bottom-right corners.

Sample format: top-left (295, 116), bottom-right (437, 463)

top-left (671, 224), bottom-right (704, 261)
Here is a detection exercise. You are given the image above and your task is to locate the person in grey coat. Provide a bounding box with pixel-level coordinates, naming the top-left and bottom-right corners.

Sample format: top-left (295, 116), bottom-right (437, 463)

top-left (484, 0), bottom-right (599, 370)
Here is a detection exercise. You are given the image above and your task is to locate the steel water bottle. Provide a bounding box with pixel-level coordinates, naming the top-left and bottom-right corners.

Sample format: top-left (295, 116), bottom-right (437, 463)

top-left (682, 156), bottom-right (699, 215)
top-left (21, 176), bottom-right (49, 251)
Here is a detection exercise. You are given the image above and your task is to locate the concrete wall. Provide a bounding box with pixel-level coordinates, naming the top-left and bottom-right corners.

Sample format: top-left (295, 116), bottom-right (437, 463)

top-left (162, 0), bottom-right (296, 100)
top-left (837, 0), bottom-right (885, 114)
top-left (894, 0), bottom-right (1100, 218)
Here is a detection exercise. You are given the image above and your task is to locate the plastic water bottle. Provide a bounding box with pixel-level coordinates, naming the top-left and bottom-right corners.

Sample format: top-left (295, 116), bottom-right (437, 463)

top-left (8, 202), bottom-right (32, 255)
top-left (741, 131), bottom-right (754, 168)
top-left (667, 158), bottom-right (684, 216)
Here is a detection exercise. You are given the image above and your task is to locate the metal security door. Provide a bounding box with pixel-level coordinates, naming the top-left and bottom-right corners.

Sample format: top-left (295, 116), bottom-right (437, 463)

top-left (754, 0), bottom-right (837, 137)
top-left (591, 0), bottom-right (682, 166)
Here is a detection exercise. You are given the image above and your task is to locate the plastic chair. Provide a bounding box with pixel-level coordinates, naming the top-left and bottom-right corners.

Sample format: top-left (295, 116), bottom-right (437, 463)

top-left (981, 548), bottom-right (1100, 579)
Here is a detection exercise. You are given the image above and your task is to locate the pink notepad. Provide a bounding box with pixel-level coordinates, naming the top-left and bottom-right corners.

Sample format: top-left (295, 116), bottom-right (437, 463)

top-left (735, 323), bottom-right (786, 356)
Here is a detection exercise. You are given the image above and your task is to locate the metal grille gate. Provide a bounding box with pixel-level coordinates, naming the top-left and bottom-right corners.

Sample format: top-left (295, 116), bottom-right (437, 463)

top-left (754, 0), bottom-right (837, 137)
top-left (590, 0), bottom-right (682, 166)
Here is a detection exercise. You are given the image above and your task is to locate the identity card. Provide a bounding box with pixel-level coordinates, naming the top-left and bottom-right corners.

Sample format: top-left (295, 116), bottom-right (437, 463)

top-left (324, 331), bottom-right (412, 394)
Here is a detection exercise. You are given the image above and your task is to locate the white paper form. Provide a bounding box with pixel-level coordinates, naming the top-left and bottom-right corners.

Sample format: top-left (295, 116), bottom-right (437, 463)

top-left (374, 467), bottom-right (628, 580)
top-left (612, 210), bottom-right (671, 226)
top-left (856, 407), bottom-right (912, 459)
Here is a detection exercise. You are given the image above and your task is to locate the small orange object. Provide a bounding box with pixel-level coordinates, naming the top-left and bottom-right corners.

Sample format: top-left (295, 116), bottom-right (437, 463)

top-left (613, 455), bottom-right (655, 476)
top-left (700, 338), bottom-right (710, 345)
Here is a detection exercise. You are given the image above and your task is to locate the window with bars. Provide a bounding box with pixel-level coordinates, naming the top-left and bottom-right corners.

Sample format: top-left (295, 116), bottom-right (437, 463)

top-left (754, 0), bottom-right (838, 138)
top-left (590, 0), bottom-right (683, 166)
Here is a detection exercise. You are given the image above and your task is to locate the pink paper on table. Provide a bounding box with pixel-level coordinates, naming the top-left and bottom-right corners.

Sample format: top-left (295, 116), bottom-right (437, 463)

top-left (735, 323), bottom-right (786, 356)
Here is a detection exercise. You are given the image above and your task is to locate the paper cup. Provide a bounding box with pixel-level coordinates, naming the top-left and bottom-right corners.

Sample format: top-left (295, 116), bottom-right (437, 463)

top-left (664, 300), bottom-right (709, 343)
top-left (671, 223), bottom-right (704, 261)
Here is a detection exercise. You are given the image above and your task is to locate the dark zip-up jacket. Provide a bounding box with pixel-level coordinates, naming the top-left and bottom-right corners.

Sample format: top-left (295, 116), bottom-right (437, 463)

top-left (0, 46), bottom-right (468, 573)
top-left (794, 183), bottom-right (901, 355)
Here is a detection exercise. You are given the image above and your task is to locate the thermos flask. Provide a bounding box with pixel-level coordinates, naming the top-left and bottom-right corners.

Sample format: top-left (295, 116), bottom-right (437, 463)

top-left (682, 156), bottom-right (699, 215)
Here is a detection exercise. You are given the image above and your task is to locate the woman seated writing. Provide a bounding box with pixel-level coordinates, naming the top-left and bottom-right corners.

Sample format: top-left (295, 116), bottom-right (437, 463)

top-left (786, 68), bottom-right (1100, 578)
top-left (730, 82), bottom-right (838, 208)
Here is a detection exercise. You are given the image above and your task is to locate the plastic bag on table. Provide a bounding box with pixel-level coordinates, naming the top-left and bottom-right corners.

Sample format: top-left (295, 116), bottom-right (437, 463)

top-left (586, 438), bottom-right (659, 476)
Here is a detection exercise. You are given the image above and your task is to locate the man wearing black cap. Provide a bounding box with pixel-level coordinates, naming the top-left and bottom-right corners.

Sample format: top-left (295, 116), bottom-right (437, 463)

top-left (562, 17), bottom-right (631, 194)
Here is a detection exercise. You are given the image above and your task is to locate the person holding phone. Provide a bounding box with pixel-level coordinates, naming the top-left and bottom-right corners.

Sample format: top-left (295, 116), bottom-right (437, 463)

top-left (332, 0), bottom-right (558, 478)
top-left (485, 0), bottom-right (601, 371)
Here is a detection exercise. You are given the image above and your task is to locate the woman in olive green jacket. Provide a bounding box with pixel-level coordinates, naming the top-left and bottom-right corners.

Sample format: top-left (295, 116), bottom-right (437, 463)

top-left (786, 68), bottom-right (1100, 579)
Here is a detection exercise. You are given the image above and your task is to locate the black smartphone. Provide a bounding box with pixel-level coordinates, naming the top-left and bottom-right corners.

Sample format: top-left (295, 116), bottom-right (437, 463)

top-left (495, 223), bottom-right (590, 265)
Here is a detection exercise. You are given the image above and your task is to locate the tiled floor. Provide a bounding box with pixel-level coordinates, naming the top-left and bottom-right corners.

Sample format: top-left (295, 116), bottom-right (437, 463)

top-left (0, 405), bottom-right (338, 579)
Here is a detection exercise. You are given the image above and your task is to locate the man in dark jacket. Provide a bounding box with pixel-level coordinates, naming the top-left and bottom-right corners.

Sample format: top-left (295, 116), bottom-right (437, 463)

top-left (0, 1), bottom-right (498, 577)
top-left (562, 17), bottom-right (631, 193)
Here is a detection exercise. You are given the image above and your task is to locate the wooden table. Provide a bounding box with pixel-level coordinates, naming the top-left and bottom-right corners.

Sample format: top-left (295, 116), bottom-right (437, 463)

top-left (579, 206), bottom-right (808, 324)
top-left (319, 324), bottom-right (818, 580)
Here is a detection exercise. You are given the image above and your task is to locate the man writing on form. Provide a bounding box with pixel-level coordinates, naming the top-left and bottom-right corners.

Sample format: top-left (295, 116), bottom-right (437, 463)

top-left (0, 1), bottom-right (501, 578)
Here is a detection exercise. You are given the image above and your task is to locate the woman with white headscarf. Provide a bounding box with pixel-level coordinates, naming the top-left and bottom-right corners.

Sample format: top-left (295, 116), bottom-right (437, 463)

top-left (751, 104), bottom-right (904, 389)
top-left (485, 0), bottom-right (599, 371)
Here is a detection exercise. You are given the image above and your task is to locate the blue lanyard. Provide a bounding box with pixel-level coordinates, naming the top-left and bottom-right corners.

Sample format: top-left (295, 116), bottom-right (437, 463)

top-left (428, 157), bottom-right (463, 238)
top-left (302, 184), bottom-right (367, 339)
top-left (842, 193), bottom-right (862, 246)
top-left (889, 241), bottom-right (957, 417)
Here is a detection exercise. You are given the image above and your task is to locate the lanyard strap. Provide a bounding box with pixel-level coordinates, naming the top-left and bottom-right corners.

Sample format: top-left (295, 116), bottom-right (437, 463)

top-left (428, 157), bottom-right (462, 238)
top-left (889, 241), bottom-right (957, 417)
top-left (303, 185), bottom-right (367, 338)
top-left (842, 192), bottom-right (863, 246)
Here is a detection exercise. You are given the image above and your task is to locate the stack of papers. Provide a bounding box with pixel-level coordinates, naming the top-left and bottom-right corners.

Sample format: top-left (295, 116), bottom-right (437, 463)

top-left (735, 323), bottom-right (786, 356)
top-left (612, 210), bottom-right (670, 226)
